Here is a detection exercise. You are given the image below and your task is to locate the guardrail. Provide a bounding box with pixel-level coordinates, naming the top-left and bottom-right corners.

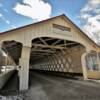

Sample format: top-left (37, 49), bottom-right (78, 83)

top-left (0, 70), bottom-right (15, 89)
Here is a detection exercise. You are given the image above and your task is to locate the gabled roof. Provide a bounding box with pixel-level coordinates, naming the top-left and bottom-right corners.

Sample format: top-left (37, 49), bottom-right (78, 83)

top-left (0, 14), bottom-right (99, 47)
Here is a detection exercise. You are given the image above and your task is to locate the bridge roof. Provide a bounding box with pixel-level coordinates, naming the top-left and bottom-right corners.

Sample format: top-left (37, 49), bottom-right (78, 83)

top-left (0, 14), bottom-right (99, 48)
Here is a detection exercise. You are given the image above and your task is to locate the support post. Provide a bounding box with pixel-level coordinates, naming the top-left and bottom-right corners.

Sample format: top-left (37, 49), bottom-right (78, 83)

top-left (81, 52), bottom-right (88, 80)
top-left (19, 46), bottom-right (31, 90)
top-left (97, 52), bottom-right (100, 71)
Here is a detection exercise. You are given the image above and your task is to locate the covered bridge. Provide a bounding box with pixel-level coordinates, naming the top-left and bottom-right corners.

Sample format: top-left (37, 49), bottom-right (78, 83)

top-left (0, 14), bottom-right (100, 90)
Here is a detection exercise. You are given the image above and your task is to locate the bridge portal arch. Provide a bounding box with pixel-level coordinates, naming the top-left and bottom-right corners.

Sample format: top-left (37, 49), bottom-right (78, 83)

top-left (30, 36), bottom-right (86, 80)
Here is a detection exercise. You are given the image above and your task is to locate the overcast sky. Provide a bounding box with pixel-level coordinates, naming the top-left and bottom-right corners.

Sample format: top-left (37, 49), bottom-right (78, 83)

top-left (0, 0), bottom-right (100, 42)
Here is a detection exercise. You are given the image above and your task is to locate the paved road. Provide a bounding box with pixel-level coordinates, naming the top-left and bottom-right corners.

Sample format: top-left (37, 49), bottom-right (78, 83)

top-left (1, 71), bottom-right (100, 100)
top-left (27, 71), bottom-right (100, 100)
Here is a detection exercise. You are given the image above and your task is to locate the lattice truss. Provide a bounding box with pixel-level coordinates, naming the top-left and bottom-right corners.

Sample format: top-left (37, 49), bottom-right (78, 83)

top-left (30, 37), bottom-right (84, 72)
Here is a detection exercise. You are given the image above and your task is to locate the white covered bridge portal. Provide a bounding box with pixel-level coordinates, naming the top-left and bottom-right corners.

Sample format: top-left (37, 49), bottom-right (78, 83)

top-left (0, 14), bottom-right (100, 90)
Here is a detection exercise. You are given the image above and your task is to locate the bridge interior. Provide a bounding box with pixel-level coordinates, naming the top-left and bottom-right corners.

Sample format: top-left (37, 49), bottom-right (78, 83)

top-left (2, 41), bottom-right (22, 65)
top-left (30, 37), bottom-right (85, 74)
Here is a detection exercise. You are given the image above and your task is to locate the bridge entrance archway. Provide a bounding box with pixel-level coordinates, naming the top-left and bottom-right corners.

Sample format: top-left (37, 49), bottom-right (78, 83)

top-left (30, 37), bottom-right (86, 80)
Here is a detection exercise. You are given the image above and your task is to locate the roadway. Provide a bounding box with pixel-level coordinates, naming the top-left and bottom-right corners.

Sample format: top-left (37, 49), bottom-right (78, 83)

top-left (1, 70), bottom-right (100, 100)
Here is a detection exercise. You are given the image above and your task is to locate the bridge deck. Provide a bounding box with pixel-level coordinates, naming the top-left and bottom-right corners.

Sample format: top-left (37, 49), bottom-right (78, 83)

top-left (0, 70), bottom-right (100, 100)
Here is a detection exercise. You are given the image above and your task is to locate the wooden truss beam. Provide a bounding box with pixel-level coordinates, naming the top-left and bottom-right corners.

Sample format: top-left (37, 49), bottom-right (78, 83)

top-left (32, 44), bottom-right (68, 50)
top-left (44, 38), bottom-right (54, 42)
top-left (3, 41), bottom-right (17, 47)
top-left (52, 40), bottom-right (62, 45)
top-left (39, 38), bottom-right (48, 45)
top-left (31, 49), bottom-right (55, 53)
top-left (56, 42), bottom-right (78, 47)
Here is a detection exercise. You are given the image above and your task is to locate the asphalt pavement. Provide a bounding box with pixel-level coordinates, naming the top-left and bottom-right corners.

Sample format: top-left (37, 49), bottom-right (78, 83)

top-left (1, 70), bottom-right (100, 100)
